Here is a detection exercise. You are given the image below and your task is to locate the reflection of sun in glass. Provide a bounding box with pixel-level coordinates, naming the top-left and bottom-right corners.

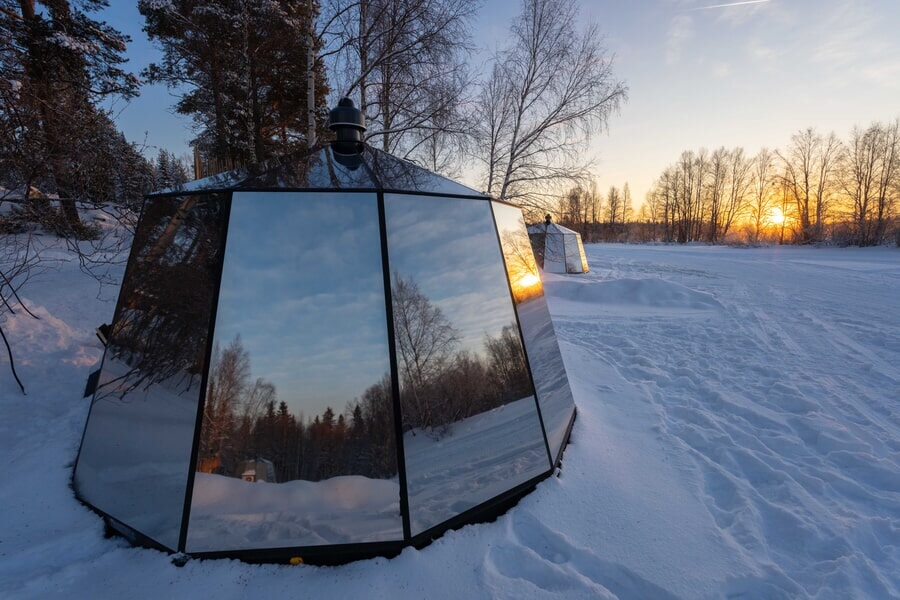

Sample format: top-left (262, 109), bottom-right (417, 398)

top-left (495, 222), bottom-right (545, 304)
top-left (518, 273), bottom-right (540, 289)
top-left (510, 269), bottom-right (543, 303)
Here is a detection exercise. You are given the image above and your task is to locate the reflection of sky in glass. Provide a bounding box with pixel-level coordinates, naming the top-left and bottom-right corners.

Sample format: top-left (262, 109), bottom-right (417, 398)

top-left (213, 192), bottom-right (390, 418)
top-left (384, 194), bottom-right (516, 353)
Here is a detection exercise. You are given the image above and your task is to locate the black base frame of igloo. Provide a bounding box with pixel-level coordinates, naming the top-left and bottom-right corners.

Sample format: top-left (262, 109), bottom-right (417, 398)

top-left (93, 469), bottom-right (561, 566)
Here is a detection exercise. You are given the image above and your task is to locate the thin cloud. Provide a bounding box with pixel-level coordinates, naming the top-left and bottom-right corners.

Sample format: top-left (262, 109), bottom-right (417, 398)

top-left (666, 15), bottom-right (693, 65)
top-left (692, 0), bottom-right (770, 10)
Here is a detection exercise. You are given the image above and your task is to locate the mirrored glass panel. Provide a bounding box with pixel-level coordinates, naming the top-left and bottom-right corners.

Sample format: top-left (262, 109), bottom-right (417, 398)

top-left (186, 191), bottom-right (402, 552)
top-left (529, 231), bottom-right (547, 270)
top-left (367, 148), bottom-right (484, 196)
top-left (74, 194), bottom-right (227, 550)
top-left (544, 232), bottom-right (568, 273)
top-left (578, 239), bottom-right (590, 273)
top-left (172, 147), bottom-right (379, 193)
top-left (563, 234), bottom-right (587, 273)
top-left (492, 202), bottom-right (576, 464)
top-left (239, 147), bottom-right (379, 189)
top-left (384, 194), bottom-right (550, 536)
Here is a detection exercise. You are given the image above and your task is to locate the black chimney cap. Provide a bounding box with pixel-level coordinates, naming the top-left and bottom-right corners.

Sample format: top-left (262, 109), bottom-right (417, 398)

top-left (328, 98), bottom-right (366, 158)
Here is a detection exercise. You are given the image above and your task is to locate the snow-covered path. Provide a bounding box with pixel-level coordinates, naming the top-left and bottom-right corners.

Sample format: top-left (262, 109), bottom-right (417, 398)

top-left (1, 243), bottom-right (897, 599)
top-left (547, 245), bottom-right (900, 598)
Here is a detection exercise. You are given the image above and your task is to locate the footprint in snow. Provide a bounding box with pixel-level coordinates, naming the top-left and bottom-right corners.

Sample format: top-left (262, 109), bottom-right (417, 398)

top-left (484, 510), bottom-right (683, 599)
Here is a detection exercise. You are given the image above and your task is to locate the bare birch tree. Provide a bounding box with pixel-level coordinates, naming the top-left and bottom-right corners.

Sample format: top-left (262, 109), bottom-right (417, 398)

top-left (722, 147), bottom-right (753, 240)
top-left (778, 128), bottom-right (842, 244)
top-left (706, 147), bottom-right (728, 242)
top-left (841, 120), bottom-right (900, 246)
top-left (200, 336), bottom-right (251, 464)
top-left (748, 147), bottom-right (776, 243)
top-left (476, 0), bottom-right (626, 210)
top-left (320, 0), bottom-right (477, 168)
top-left (391, 273), bottom-right (459, 430)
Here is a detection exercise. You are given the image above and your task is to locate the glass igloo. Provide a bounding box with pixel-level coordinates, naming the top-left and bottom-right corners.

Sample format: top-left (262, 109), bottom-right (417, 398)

top-left (527, 216), bottom-right (590, 274)
top-left (73, 110), bottom-right (576, 564)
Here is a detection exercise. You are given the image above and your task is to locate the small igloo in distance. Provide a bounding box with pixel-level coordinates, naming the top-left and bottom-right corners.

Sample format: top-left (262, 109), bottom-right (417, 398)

top-left (527, 215), bottom-right (590, 274)
top-left (73, 100), bottom-right (576, 564)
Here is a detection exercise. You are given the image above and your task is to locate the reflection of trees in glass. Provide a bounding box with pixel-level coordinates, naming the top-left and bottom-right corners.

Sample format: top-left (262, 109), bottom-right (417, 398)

top-left (196, 336), bottom-right (398, 483)
top-left (391, 273), bottom-right (459, 430)
top-left (98, 196), bottom-right (225, 398)
top-left (199, 337), bottom-right (250, 466)
top-left (196, 271), bottom-right (536, 477)
top-left (392, 273), bottom-right (535, 436)
top-left (485, 325), bottom-right (532, 402)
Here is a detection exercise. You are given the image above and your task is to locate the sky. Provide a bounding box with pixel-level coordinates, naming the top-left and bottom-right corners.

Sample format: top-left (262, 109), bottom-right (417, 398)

top-left (103, 0), bottom-right (900, 208)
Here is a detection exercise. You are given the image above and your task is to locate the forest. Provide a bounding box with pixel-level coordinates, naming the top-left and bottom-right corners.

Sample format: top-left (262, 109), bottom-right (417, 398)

top-left (548, 122), bottom-right (900, 247)
top-left (1, 0), bottom-right (624, 232)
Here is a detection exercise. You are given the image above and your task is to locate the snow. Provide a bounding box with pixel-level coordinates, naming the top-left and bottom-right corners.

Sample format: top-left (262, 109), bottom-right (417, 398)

top-left (1, 242), bottom-right (899, 599)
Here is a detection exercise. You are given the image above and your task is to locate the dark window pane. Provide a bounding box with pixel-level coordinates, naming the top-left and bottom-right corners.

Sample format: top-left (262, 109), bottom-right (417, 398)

top-left (492, 202), bottom-right (576, 464)
top-left (74, 194), bottom-right (227, 550)
top-left (186, 192), bottom-right (402, 552)
top-left (385, 194), bottom-right (550, 536)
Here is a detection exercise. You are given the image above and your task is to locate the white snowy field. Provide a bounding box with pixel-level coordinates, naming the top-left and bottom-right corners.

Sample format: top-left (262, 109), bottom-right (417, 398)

top-left (1, 241), bottom-right (898, 599)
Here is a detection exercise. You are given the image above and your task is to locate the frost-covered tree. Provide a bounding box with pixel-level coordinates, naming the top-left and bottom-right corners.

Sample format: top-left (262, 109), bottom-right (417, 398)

top-left (1, 1), bottom-right (143, 391)
top-left (0, 0), bottom-right (139, 231)
top-left (140, 0), bottom-right (329, 167)
top-left (153, 148), bottom-right (190, 190)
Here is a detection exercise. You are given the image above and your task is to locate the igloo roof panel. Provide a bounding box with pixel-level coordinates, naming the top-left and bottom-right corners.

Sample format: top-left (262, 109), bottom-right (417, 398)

top-left (159, 146), bottom-right (483, 197)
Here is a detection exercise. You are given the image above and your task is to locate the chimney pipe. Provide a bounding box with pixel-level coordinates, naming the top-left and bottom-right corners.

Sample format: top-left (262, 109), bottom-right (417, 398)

top-left (328, 98), bottom-right (366, 157)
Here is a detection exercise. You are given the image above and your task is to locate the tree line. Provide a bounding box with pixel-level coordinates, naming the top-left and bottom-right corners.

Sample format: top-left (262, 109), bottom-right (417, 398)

top-left (199, 336), bottom-right (399, 483)
top-left (549, 121), bottom-right (900, 247)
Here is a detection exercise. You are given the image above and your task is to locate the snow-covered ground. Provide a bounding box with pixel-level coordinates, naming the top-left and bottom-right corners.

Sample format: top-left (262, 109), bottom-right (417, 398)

top-left (1, 242), bottom-right (898, 599)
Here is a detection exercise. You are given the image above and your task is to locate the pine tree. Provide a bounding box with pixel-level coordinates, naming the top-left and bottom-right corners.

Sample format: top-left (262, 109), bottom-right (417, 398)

top-left (140, 0), bottom-right (329, 168)
top-left (153, 148), bottom-right (189, 190)
top-left (0, 0), bottom-right (139, 232)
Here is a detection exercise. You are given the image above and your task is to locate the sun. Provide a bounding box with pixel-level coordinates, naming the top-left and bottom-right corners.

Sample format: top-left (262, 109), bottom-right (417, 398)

top-left (768, 207), bottom-right (785, 225)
